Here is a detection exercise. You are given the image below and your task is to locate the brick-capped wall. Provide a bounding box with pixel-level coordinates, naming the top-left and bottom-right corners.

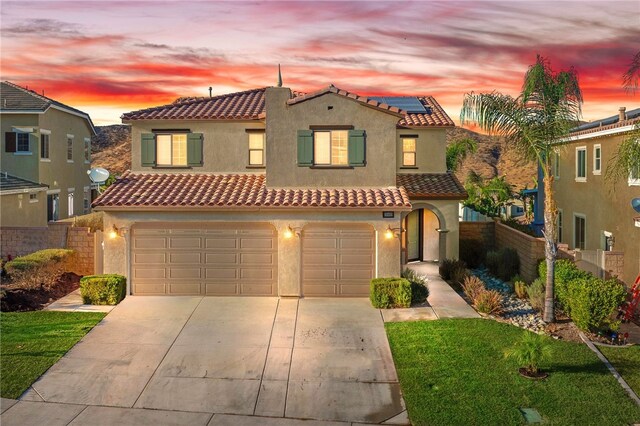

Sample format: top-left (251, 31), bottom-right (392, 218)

top-left (495, 221), bottom-right (545, 283)
top-left (459, 221), bottom-right (495, 250)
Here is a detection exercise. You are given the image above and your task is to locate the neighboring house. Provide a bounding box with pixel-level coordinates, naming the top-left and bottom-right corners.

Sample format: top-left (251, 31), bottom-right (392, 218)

top-left (554, 107), bottom-right (640, 286)
top-left (0, 173), bottom-right (48, 227)
top-left (94, 85), bottom-right (466, 297)
top-left (0, 81), bottom-right (96, 223)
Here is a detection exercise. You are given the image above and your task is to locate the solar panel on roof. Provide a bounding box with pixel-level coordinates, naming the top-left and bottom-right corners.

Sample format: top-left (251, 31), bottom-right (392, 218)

top-left (370, 96), bottom-right (429, 113)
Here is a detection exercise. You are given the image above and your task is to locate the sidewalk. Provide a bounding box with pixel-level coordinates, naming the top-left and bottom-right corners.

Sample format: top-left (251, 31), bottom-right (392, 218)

top-left (381, 262), bottom-right (479, 322)
top-left (44, 290), bottom-right (115, 313)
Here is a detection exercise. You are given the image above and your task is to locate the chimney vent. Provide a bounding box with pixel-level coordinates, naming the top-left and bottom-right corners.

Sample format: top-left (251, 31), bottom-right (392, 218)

top-left (209, 87), bottom-right (212, 98)
top-left (619, 107), bottom-right (626, 122)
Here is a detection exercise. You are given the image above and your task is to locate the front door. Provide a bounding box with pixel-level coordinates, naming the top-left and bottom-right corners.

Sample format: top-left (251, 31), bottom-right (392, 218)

top-left (47, 194), bottom-right (59, 222)
top-left (406, 209), bottom-right (422, 261)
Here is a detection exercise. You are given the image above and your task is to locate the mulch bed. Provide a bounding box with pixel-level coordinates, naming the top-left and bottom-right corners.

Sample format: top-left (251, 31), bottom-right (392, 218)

top-left (0, 273), bottom-right (81, 312)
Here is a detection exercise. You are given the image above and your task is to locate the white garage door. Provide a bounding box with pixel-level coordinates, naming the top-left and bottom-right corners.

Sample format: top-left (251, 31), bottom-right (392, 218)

top-left (131, 223), bottom-right (277, 296)
top-left (302, 223), bottom-right (375, 297)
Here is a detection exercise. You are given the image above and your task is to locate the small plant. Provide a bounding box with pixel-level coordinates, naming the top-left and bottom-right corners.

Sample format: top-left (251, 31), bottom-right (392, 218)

top-left (370, 277), bottom-right (412, 309)
top-left (80, 274), bottom-right (127, 305)
top-left (505, 332), bottom-right (552, 377)
top-left (514, 279), bottom-right (528, 299)
top-left (539, 258), bottom-right (589, 314)
top-left (528, 278), bottom-right (545, 311)
top-left (459, 239), bottom-right (485, 268)
top-left (485, 250), bottom-right (500, 276)
top-left (462, 275), bottom-right (485, 301)
top-left (450, 265), bottom-right (469, 291)
top-left (439, 259), bottom-right (465, 281)
top-left (401, 268), bottom-right (429, 304)
top-left (474, 289), bottom-right (503, 315)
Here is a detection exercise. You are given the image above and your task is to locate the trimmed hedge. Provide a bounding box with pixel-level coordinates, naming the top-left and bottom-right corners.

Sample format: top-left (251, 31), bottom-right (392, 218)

top-left (401, 268), bottom-right (429, 304)
top-left (370, 278), bottom-right (411, 309)
top-left (79, 274), bottom-right (126, 305)
top-left (566, 277), bottom-right (627, 331)
top-left (538, 259), bottom-right (590, 314)
top-left (4, 249), bottom-right (76, 289)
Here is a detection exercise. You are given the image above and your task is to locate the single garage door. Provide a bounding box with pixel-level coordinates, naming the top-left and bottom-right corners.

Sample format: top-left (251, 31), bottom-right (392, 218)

top-left (131, 223), bottom-right (277, 296)
top-left (302, 223), bottom-right (375, 296)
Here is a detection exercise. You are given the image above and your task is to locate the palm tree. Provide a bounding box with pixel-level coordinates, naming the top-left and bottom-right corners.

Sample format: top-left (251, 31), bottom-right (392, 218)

top-left (623, 50), bottom-right (640, 94)
top-left (446, 137), bottom-right (478, 172)
top-left (461, 55), bottom-right (583, 323)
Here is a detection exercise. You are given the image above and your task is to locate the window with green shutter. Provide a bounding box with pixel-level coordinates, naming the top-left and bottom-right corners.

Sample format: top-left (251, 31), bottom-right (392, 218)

top-left (348, 129), bottom-right (366, 167)
top-left (297, 130), bottom-right (313, 166)
top-left (141, 133), bottom-right (156, 166)
top-left (187, 133), bottom-right (203, 166)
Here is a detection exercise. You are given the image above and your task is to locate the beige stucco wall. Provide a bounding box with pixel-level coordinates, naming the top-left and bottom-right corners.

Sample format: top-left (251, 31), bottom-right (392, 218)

top-left (0, 190), bottom-right (47, 227)
top-left (101, 209), bottom-right (404, 296)
top-left (396, 128), bottom-right (447, 173)
top-left (0, 108), bottom-right (93, 220)
top-left (265, 88), bottom-right (401, 187)
top-left (554, 132), bottom-right (640, 286)
top-left (128, 120), bottom-right (266, 173)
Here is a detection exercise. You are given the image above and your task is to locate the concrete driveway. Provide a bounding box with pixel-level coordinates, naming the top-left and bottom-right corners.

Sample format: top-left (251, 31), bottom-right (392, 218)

top-left (16, 297), bottom-right (407, 425)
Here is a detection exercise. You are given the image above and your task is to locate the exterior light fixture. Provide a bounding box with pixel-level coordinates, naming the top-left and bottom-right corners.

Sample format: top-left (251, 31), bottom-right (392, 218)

top-left (385, 226), bottom-right (403, 239)
top-left (108, 224), bottom-right (119, 239)
top-left (283, 225), bottom-right (301, 239)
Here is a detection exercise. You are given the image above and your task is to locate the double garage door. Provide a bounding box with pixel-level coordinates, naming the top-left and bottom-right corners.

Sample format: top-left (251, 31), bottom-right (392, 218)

top-left (131, 222), bottom-right (375, 297)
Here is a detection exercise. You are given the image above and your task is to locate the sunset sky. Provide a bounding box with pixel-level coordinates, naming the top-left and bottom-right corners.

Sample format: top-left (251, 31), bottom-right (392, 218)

top-left (1, 1), bottom-right (638, 126)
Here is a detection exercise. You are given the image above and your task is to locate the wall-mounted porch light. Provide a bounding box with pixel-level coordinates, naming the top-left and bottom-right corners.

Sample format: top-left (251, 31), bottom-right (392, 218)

top-left (283, 225), bottom-right (301, 239)
top-left (385, 226), bottom-right (403, 240)
top-left (108, 225), bottom-right (128, 239)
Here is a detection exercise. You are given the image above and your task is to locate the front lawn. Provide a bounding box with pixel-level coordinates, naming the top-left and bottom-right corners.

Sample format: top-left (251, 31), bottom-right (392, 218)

top-left (0, 311), bottom-right (105, 399)
top-left (386, 319), bottom-right (640, 426)
top-left (599, 345), bottom-right (640, 395)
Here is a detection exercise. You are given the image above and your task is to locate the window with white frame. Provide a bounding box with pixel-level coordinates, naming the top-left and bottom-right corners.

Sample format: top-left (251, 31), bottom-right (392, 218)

top-left (630, 141), bottom-right (640, 185)
top-left (593, 144), bottom-right (601, 174)
top-left (68, 191), bottom-right (74, 216)
top-left (553, 151), bottom-right (560, 178)
top-left (575, 146), bottom-right (586, 181)
top-left (574, 214), bottom-right (586, 250)
top-left (556, 209), bottom-right (563, 243)
top-left (29, 192), bottom-right (38, 203)
top-left (314, 130), bottom-right (348, 166)
top-left (84, 138), bottom-right (91, 162)
top-left (248, 132), bottom-right (265, 166)
top-left (67, 136), bottom-right (74, 161)
top-left (83, 187), bottom-right (90, 214)
top-left (17, 132), bottom-right (30, 152)
top-left (402, 138), bottom-right (417, 166)
top-left (156, 133), bottom-right (187, 166)
top-left (40, 131), bottom-right (50, 160)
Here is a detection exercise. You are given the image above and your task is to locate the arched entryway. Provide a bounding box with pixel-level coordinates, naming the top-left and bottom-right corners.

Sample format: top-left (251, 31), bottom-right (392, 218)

top-left (403, 205), bottom-right (446, 263)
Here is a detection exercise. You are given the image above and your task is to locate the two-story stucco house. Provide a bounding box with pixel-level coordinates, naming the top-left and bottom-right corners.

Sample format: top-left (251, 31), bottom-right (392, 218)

top-left (0, 81), bottom-right (96, 224)
top-left (554, 107), bottom-right (640, 286)
top-left (94, 85), bottom-right (466, 297)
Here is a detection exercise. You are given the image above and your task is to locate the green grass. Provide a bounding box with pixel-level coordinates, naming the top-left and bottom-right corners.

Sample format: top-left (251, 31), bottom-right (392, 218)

top-left (0, 311), bottom-right (105, 399)
top-left (599, 345), bottom-right (640, 395)
top-left (386, 319), bottom-right (640, 426)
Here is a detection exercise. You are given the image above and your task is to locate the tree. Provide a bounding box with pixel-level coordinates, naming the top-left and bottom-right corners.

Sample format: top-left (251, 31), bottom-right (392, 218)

top-left (623, 50), bottom-right (640, 94)
top-left (446, 137), bottom-right (478, 172)
top-left (463, 174), bottom-right (514, 218)
top-left (461, 55), bottom-right (583, 323)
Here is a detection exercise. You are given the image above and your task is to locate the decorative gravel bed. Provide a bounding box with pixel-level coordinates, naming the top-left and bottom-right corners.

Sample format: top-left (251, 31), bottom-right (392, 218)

top-left (471, 268), bottom-right (547, 333)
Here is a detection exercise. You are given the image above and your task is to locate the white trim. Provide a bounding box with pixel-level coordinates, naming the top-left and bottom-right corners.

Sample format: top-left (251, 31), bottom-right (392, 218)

top-left (593, 144), bottom-right (602, 175)
top-left (49, 104), bottom-right (96, 135)
top-left (573, 213), bottom-right (586, 250)
top-left (46, 189), bottom-right (61, 194)
top-left (0, 110), bottom-right (45, 114)
top-left (66, 134), bottom-right (75, 139)
top-left (67, 187), bottom-right (75, 192)
top-left (1, 187), bottom-right (47, 196)
top-left (553, 151), bottom-right (560, 179)
top-left (40, 129), bottom-right (51, 135)
top-left (12, 127), bottom-right (34, 133)
top-left (67, 160), bottom-right (74, 163)
top-left (40, 158), bottom-right (51, 163)
top-left (575, 146), bottom-right (587, 182)
top-left (557, 208), bottom-right (563, 244)
top-left (562, 123), bottom-right (637, 142)
top-left (13, 152), bottom-right (33, 156)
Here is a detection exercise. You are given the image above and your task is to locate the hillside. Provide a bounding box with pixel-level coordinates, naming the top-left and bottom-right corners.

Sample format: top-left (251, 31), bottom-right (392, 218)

top-left (446, 127), bottom-right (536, 191)
top-left (90, 124), bottom-right (536, 190)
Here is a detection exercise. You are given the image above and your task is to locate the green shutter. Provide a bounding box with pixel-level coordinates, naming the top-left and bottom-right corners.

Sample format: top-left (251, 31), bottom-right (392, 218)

top-left (297, 130), bottom-right (313, 166)
top-left (141, 133), bottom-right (156, 167)
top-left (187, 133), bottom-right (203, 166)
top-left (348, 129), bottom-right (366, 167)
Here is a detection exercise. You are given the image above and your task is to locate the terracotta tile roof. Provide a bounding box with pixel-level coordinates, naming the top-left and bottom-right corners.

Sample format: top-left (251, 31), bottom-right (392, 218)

top-left (287, 85), bottom-right (404, 117)
top-left (568, 108), bottom-right (640, 138)
top-left (397, 173), bottom-right (467, 200)
top-left (398, 96), bottom-right (455, 127)
top-left (93, 172), bottom-right (412, 210)
top-left (121, 88), bottom-right (266, 121)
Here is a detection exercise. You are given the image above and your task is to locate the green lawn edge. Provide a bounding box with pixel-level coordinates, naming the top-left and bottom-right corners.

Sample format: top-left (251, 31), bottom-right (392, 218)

top-left (0, 311), bottom-right (106, 399)
top-left (385, 318), bottom-right (640, 426)
top-left (599, 345), bottom-right (640, 396)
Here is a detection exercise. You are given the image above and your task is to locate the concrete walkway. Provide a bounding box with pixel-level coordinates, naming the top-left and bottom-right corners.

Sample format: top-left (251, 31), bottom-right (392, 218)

top-left (44, 289), bottom-right (115, 313)
top-left (2, 297), bottom-right (408, 425)
top-left (381, 262), bottom-right (479, 322)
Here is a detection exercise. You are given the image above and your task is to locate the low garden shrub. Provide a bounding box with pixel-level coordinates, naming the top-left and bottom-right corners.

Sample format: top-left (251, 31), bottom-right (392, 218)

top-left (567, 276), bottom-right (627, 331)
top-left (528, 278), bottom-right (545, 311)
top-left (401, 268), bottom-right (429, 304)
top-left (514, 279), bottom-right (528, 299)
top-left (485, 248), bottom-right (520, 281)
top-left (450, 265), bottom-right (469, 291)
top-left (79, 274), bottom-right (126, 305)
top-left (459, 239), bottom-right (485, 269)
top-left (474, 289), bottom-right (503, 315)
top-left (4, 249), bottom-right (76, 290)
top-left (485, 250), bottom-right (500, 276)
top-left (370, 277), bottom-right (412, 309)
top-left (439, 259), bottom-right (465, 281)
top-left (538, 259), bottom-right (589, 314)
top-left (462, 275), bottom-right (485, 301)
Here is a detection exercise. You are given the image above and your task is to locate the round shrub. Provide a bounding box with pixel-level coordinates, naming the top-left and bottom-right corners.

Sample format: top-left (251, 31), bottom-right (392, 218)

top-left (539, 259), bottom-right (590, 313)
top-left (474, 289), bottom-right (503, 315)
top-left (568, 277), bottom-right (627, 331)
top-left (528, 278), bottom-right (545, 312)
top-left (80, 274), bottom-right (126, 305)
top-left (401, 268), bottom-right (429, 304)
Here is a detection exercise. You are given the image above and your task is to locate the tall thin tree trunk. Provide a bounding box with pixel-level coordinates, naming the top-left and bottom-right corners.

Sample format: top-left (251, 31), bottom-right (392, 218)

top-left (542, 162), bottom-right (557, 323)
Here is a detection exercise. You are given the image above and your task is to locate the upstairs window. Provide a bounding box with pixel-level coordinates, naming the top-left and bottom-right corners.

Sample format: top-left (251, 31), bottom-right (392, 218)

top-left (553, 151), bottom-right (560, 178)
top-left (574, 214), bottom-right (586, 250)
top-left (630, 162), bottom-right (640, 186)
top-left (248, 132), bottom-right (265, 166)
top-left (67, 136), bottom-right (74, 161)
top-left (402, 138), bottom-right (416, 166)
top-left (314, 130), bottom-right (348, 166)
top-left (4, 130), bottom-right (32, 153)
top-left (575, 146), bottom-right (586, 181)
top-left (156, 134), bottom-right (187, 166)
top-left (593, 144), bottom-right (601, 174)
top-left (84, 138), bottom-right (91, 162)
top-left (17, 133), bottom-right (30, 152)
top-left (556, 209), bottom-right (563, 243)
top-left (41, 133), bottom-right (50, 159)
